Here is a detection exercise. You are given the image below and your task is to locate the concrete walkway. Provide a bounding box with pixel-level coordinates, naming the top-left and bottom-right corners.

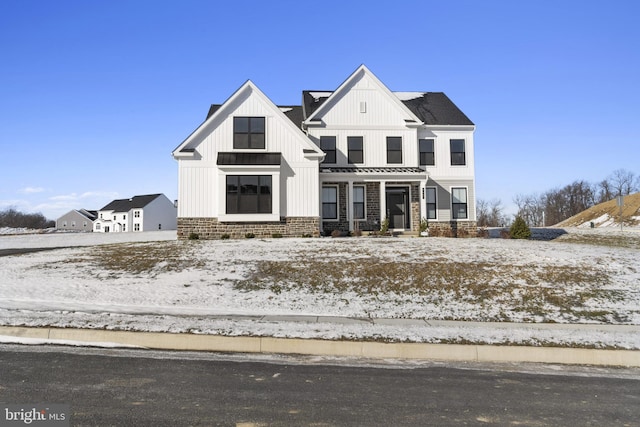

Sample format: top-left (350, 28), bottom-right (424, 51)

top-left (1, 315), bottom-right (639, 368)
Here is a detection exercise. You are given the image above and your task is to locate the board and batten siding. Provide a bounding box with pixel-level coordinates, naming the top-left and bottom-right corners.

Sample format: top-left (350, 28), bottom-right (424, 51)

top-left (177, 85), bottom-right (319, 219)
top-left (315, 73), bottom-right (411, 129)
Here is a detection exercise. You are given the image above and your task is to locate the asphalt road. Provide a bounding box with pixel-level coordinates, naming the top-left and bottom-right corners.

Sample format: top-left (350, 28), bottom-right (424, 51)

top-left (1, 345), bottom-right (639, 426)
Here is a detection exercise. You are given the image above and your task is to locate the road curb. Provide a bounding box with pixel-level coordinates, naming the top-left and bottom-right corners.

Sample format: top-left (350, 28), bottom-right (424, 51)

top-left (1, 326), bottom-right (639, 367)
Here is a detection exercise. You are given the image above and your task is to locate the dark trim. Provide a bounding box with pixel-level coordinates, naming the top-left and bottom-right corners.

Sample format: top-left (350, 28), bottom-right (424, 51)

top-left (217, 152), bottom-right (282, 166)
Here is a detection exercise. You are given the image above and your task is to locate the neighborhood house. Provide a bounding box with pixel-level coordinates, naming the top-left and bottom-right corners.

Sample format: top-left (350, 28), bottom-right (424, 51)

top-left (56, 209), bottom-right (98, 232)
top-left (93, 194), bottom-right (177, 233)
top-left (173, 65), bottom-right (476, 239)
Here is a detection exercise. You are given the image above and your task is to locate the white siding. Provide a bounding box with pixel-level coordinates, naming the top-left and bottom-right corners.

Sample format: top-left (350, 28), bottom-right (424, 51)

top-left (177, 84), bottom-right (320, 220)
top-left (177, 164), bottom-right (217, 217)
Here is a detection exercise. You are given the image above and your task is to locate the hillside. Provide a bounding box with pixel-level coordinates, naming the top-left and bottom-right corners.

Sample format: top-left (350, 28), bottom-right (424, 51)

top-left (556, 192), bottom-right (640, 228)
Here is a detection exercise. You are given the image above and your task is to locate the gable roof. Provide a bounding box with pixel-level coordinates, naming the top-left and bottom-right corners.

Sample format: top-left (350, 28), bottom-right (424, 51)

top-left (399, 92), bottom-right (474, 126)
top-left (173, 80), bottom-right (322, 157)
top-left (302, 64), bottom-right (423, 125)
top-left (99, 194), bottom-right (163, 213)
top-left (302, 90), bottom-right (474, 126)
top-left (77, 209), bottom-right (98, 221)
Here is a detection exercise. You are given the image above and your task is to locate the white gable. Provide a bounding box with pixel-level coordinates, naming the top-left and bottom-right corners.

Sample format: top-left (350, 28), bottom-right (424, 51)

top-left (305, 65), bottom-right (422, 128)
top-left (173, 81), bottom-right (322, 162)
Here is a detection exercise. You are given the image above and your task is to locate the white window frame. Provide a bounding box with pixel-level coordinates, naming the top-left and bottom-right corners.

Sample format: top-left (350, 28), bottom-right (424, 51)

top-left (217, 166), bottom-right (281, 222)
top-left (451, 187), bottom-right (469, 220)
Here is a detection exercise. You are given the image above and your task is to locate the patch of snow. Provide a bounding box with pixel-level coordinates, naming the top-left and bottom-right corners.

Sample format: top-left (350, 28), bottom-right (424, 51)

top-left (0, 227), bottom-right (55, 235)
top-left (308, 91), bottom-right (333, 101)
top-left (0, 335), bottom-right (143, 348)
top-left (394, 92), bottom-right (426, 101)
top-left (0, 230), bottom-right (639, 349)
top-left (0, 230), bottom-right (176, 249)
top-left (278, 107), bottom-right (293, 113)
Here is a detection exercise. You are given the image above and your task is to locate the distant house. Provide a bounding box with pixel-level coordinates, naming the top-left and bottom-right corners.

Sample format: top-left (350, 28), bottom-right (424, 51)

top-left (93, 194), bottom-right (177, 233)
top-left (56, 209), bottom-right (98, 232)
top-left (173, 65), bottom-right (476, 239)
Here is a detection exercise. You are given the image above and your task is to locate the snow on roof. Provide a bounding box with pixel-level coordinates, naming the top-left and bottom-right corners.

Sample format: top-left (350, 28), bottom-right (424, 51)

top-left (308, 91), bottom-right (333, 100)
top-left (393, 91), bottom-right (426, 101)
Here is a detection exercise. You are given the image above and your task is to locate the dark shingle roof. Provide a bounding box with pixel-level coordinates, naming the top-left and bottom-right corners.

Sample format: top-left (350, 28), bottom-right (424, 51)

top-left (301, 91), bottom-right (473, 126)
top-left (401, 92), bottom-right (473, 125)
top-left (217, 152), bottom-right (282, 165)
top-left (204, 89), bottom-right (473, 128)
top-left (100, 194), bottom-right (162, 212)
top-left (279, 106), bottom-right (304, 129)
top-left (207, 104), bottom-right (222, 120)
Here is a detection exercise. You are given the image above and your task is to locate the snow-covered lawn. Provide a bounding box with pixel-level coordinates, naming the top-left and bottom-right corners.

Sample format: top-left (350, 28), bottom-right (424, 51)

top-left (0, 228), bottom-right (639, 349)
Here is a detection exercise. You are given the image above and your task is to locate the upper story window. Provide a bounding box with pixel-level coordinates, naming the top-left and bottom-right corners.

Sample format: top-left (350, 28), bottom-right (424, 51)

top-left (347, 136), bottom-right (363, 164)
top-left (419, 139), bottom-right (435, 166)
top-left (386, 137), bottom-right (402, 164)
top-left (450, 139), bottom-right (466, 166)
top-left (233, 117), bottom-right (265, 149)
top-left (134, 210), bottom-right (140, 218)
top-left (320, 136), bottom-right (336, 164)
top-left (226, 175), bottom-right (272, 214)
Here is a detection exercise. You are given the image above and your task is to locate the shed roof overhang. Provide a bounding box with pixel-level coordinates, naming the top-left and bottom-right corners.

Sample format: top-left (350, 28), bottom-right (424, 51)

top-left (319, 167), bottom-right (428, 182)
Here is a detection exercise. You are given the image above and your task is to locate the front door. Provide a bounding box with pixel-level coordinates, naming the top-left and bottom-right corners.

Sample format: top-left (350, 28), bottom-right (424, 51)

top-left (386, 188), bottom-right (409, 229)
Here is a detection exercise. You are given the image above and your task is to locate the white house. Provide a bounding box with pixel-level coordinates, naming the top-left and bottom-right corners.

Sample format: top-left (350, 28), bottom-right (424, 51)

top-left (93, 194), bottom-right (177, 233)
top-left (173, 65), bottom-right (476, 239)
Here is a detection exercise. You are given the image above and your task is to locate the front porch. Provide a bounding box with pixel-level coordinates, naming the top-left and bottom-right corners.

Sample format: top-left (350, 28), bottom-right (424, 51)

top-left (320, 167), bottom-right (426, 235)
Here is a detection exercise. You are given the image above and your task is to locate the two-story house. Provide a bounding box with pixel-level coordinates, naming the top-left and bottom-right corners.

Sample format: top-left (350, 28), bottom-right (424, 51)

top-left (93, 193), bottom-right (177, 233)
top-left (173, 65), bottom-right (476, 239)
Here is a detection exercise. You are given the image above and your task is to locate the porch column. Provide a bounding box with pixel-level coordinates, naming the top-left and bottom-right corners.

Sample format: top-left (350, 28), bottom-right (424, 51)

top-left (347, 180), bottom-right (354, 232)
top-left (419, 180), bottom-right (427, 224)
top-left (379, 181), bottom-right (386, 225)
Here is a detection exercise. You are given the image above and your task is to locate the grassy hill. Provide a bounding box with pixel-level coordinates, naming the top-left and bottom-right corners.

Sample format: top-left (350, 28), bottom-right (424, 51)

top-left (556, 192), bottom-right (640, 227)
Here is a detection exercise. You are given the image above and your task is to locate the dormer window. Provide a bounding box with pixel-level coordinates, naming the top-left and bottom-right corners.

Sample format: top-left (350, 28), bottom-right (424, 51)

top-left (234, 117), bottom-right (265, 149)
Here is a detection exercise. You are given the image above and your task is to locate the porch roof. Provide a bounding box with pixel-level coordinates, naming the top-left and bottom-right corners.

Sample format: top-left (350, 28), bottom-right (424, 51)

top-left (319, 166), bottom-right (427, 180)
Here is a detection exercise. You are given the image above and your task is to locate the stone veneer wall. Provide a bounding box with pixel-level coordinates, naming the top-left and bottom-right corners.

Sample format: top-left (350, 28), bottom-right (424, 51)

top-left (178, 217), bottom-right (320, 239)
top-left (428, 220), bottom-right (478, 237)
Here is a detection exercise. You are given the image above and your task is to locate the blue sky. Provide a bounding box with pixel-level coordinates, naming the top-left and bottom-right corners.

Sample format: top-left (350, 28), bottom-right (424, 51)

top-left (1, 0), bottom-right (639, 220)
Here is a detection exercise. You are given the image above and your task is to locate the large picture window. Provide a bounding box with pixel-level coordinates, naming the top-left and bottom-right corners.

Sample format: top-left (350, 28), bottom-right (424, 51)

top-left (450, 139), bottom-right (466, 166)
top-left (353, 186), bottom-right (365, 219)
top-left (426, 187), bottom-right (436, 219)
top-left (386, 137), bottom-right (402, 164)
top-left (452, 187), bottom-right (468, 219)
top-left (233, 117), bottom-right (265, 149)
top-left (347, 136), bottom-right (363, 164)
top-left (419, 139), bottom-right (435, 166)
top-left (226, 175), bottom-right (272, 214)
top-left (320, 136), bottom-right (336, 164)
top-left (322, 186), bottom-right (338, 220)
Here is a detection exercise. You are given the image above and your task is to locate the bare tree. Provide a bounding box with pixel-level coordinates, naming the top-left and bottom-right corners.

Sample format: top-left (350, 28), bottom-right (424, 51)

top-left (514, 193), bottom-right (544, 227)
top-left (596, 179), bottom-right (614, 203)
top-left (476, 199), bottom-right (507, 227)
top-left (0, 208), bottom-right (53, 229)
top-left (608, 169), bottom-right (637, 196)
